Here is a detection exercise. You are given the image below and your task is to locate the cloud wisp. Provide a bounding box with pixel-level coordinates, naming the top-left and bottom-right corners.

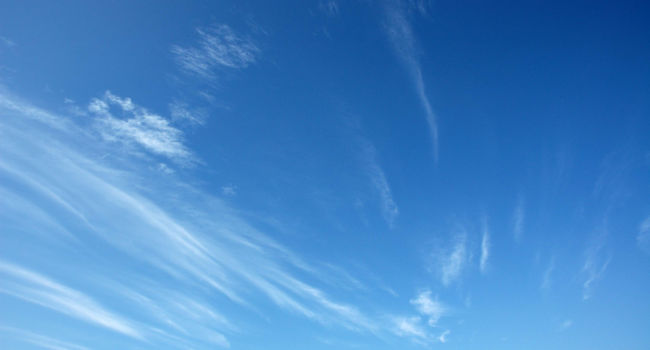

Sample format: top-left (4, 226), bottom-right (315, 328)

top-left (172, 24), bottom-right (259, 79)
top-left (383, 1), bottom-right (439, 162)
top-left (88, 91), bottom-right (193, 164)
top-left (410, 290), bottom-right (445, 327)
top-left (360, 140), bottom-right (399, 228)
top-left (513, 196), bottom-right (525, 242)
top-left (637, 216), bottom-right (650, 254)
top-left (480, 217), bottom-right (490, 273)
top-left (0, 89), bottom-right (418, 348)
top-left (582, 233), bottom-right (611, 301)
top-left (0, 262), bottom-right (142, 339)
top-left (431, 230), bottom-right (468, 287)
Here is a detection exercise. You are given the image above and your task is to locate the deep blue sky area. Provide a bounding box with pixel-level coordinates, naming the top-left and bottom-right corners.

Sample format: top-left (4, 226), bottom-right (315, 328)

top-left (1, 1), bottom-right (649, 349)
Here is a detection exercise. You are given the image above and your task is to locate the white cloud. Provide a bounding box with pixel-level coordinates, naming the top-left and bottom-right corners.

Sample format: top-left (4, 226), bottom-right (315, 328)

top-left (480, 217), bottom-right (490, 273)
top-left (384, 2), bottom-right (439, 162)
top-left (434, 231), bottom-right (467, 286)
top-left (438, 329), bottom-right (450, 343)
top-left (541, 257), bottom-right (555, 291)
top-left (172, 24), bottom-right (259, 79)
top-left (0, 327), bottom-right (89, 350)
top-left (410, 290), bottom-right (445, 326)
top-left (169, 100), bottom-right (206, 125)
top-left (560, 319), bottom-right (573, 331)
top-left (88, 91), bottom-right (193, 163)
top-left (361, 140), bottom-right (399, 228)
top-left (513, 196), bottom-right (525, 241)
top-left (1, 90), bottom-right (393, 346)
top-left (319, 0), bottom-right (339, 16)
top-left (582, 234), bottom-right (611, 301)
top-left (637, 217), bottom-right (650, 254)
top-left (0, 262), bottom-right (142, 339)
top-left (0, 36), bottom-right (15, 48)
top-left (393, 316), bottom-right (426, 339)
top-left (221, 185), bottom-right (237, 196)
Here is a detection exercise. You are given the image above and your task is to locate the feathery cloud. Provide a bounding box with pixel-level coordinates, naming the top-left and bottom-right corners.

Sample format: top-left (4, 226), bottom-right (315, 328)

top-left (88, 91), bottom-right (193, 163)
top-left (0, 262), bottom-right (142, 339)
top-left (637, 216), bottom-right (650, 254)
top-left (432, 231), bottom-right (467, 287)
top-left (361, 140), bottom-right (399, 228)
top-left (0, 90), bottom-right (389, 347)
top-left (383, 1), bottom-right (439, 162)
top-left (410, 290), bottom-right (445, 326)
top-left (172, 24), bottom-right (259, 79)
top-left (513, 196), bottom-right (525, 241)
top-left (480, 217), bottom-right (490, 273)
top-left (582, 233), bottom-right (611, 301)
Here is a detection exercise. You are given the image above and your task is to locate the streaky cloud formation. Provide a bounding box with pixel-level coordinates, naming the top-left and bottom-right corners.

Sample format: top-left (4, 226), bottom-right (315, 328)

top-left (513, 195), bottom-right (525, 242)
top-left (582, 233), bottom-right (611, 301)
top-left (383, 0), bottom-right (439, 162)
top-left (637, 216), bottom-right (650, 254)
top-left (0, 89), bottom-right (414, 348)
top-left (0, 262), bottom-right (142, 339)
top-left (0, 327), bottom-right (89, 350)
top-left (360, 139), bottom-right (399, 228)
top-left (480, 216), bottom-right (490, 273)
top-left (385, 1), bottom-right (439, 163)
top-left (172, 24), bottom-right (259, 79)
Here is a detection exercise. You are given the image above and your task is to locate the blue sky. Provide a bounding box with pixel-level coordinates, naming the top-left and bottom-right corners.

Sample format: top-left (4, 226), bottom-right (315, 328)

top-left (1, 0), bottom-right (649, 349)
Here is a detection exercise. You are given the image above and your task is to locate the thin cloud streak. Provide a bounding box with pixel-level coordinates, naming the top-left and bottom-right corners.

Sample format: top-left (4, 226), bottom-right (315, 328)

top-left (637, 216), bottom-right (650, 254)
top-left (513, 196), bottom-right (525, 241)
top-left (480, 217), bottom-right (490, 273)
top-left (0, 262), bottom-right (142, 339)
top-left (361, 140), bottom-right (399, 228)
top-left (384, 1), bottom-right (439, 162)
top-left (0, 90), bottom-right (407, 347)
top-left (582, 233), bottom-right (611, 301)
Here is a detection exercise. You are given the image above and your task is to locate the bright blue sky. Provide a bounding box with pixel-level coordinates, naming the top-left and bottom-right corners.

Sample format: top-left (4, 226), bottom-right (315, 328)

top-left (1, 1), bottom-right (649, 349)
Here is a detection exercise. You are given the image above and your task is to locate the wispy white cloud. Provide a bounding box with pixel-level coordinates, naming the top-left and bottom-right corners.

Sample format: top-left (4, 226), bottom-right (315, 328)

top-left (361, 140), bottom-right (399, 228)
top-left (392, 316), bottom-right (426, 339)
top-left (513, 196), bottom-right (525, 241)
top-left (560, 319), bottom-right (573, 331)
top-left (172, 24), bottom-right (259, 79)
top-left (0, 90), bottom-right (396, 347)
top-left (0, 262), bottom-right (142, 339)
top-left (541, 256), bottom-right (555, 291)
top-left (432, 230), bottom-right (467, 286)
top-left (319, 0), bottom-right (340, 16)
top-left (88, 91), bottom-right (193, 163)
top-left (637, 216), bottom-right (650, 254)
top-left (0, 36), bottom-right (15, 48)
top-left (0, 327), bottom-right (89, 350)
top-left (169, 100), bottom-right (206, 126)
top-left (480, 217), bottom-right (490, 273)
top-left (438, 329), bottom-right (450, 343)
top-left (582, 233), bottom-right (611, 301)
top-left (410, 290), bottom-right (445, 326)
top-left (383, 1), bottom-right (439, 162)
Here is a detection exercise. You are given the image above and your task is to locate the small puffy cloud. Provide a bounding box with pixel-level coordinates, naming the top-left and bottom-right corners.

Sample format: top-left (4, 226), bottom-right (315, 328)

top-left (88, 91), bottom-right (193, 163)
top-left (410, 290), bottom-right (445, 326)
